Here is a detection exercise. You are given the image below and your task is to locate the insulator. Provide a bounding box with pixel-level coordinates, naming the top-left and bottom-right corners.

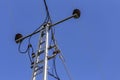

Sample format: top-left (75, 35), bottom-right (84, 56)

top-left (31, 62), bottom-right (34, 68)
top-left (32, 53), bottom-right (35, 58)
top-left (53, 49), bottom-right (60, 55)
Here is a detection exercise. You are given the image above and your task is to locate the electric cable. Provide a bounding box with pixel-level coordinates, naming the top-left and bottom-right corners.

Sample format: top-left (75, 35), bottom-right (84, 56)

top-left (18, 42), bottom-right (29, 54)
top-left (28, 37), bottom-right (34, 52)
top-left (43, 0), bottom-right (52, 23)
top-left (50, 27), bottom-right (62, 80)
top-left (49, 28), bottom-right (56, 50)
top-left (32, 15), bottom-right (48, 33)
top-left (53, 57), bottom-right (60, 80)
top-left (27, 0), bottom-right (52, 46)
top-left (27, 0), bottom-right (53, 53)
top-left (48, 72), bottom-right (60, 80)
top-left (50, 34), bottom-right (73, 80)
top-left (32, 0), bottom-right (52, 33)
top-left (27, 45), bottom-right (33, 63)
top-left (18, 36), bottom-right (34, 63)
top-left (49, 26), bottom-right (61, 80)
top-left (49, 26), bottom-right (73, 80)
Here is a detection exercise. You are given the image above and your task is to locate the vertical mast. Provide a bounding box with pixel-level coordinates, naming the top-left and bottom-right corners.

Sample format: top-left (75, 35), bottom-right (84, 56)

top-left (43, 24), bottom-right (49, 80)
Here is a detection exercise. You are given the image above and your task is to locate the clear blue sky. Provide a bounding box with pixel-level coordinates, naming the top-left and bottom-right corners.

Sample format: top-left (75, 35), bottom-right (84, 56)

top-left (0, 0), bottom-right (120, 80)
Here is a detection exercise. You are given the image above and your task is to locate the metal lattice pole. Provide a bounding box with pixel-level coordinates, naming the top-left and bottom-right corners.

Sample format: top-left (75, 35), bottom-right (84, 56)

top-left (15, 8), bottom-right (80, 80)
top-left (31, 23), bottom-right (50, 80)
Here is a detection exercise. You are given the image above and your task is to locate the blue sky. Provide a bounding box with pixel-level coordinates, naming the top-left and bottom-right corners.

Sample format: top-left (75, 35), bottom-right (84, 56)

top-left (0, 0), bottom-right (120, 80)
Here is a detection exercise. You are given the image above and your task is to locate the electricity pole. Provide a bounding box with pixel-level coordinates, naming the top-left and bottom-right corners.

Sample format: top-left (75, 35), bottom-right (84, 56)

top-left (15, 2), bottom-right (81, 80)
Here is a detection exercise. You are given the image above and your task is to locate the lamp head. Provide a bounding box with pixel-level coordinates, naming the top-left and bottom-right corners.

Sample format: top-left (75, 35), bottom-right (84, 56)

top-left (15, 33), bottom-right (23, 43)
top-left (73, 9), bottom-right (81, 19)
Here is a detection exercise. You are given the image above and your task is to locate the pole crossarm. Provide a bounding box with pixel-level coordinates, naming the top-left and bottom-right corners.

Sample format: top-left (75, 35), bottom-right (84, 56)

top-left (15, 15), bottom-right (76, 43)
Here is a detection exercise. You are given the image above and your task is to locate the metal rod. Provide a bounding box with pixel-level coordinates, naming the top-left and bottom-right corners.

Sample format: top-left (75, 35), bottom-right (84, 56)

top-left (43, 24), bottom-right (49, 80)
top-left (15, 15), bottom-right (74, 42)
